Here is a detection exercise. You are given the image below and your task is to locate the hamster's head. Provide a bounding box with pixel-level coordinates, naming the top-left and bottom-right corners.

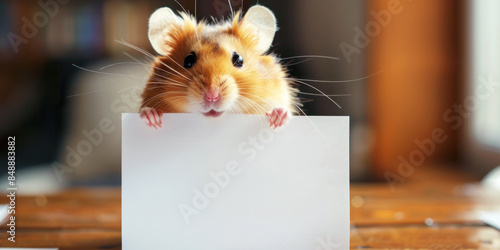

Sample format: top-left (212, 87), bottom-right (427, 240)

top-left (148, 5), bottom-right (279, 117)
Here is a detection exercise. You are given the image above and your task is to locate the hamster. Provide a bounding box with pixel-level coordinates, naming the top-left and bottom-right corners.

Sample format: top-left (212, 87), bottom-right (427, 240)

top-left (140, 5), bottom-right (299, 129)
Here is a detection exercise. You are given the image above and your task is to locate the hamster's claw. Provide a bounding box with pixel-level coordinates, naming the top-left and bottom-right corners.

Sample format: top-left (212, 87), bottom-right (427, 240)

top-left (140, 107), bottom-right (163, 129)
top-left (266, 108), bottom-right (290, 129)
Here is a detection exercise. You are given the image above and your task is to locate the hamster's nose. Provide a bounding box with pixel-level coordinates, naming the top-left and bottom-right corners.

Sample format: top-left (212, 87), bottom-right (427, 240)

top-left (204, 88), bottom-right (220, 103)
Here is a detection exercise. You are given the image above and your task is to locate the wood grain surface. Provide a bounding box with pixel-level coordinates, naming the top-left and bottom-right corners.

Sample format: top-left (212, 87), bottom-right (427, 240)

top-left (0, 166), bottom-right (499, 249)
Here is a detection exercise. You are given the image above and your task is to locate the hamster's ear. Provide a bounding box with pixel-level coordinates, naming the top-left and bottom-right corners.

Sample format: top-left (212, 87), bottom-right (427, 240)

top-left (241, 5), bottom-right (277, 54)
top-left (148, 7), bottom-right (183, 55)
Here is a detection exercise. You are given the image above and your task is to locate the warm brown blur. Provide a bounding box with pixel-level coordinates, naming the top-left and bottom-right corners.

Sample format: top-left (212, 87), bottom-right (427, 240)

top-left (0, 0), bottom-right (497, 189)
top-left (368, 0), bottom-right (463, 179)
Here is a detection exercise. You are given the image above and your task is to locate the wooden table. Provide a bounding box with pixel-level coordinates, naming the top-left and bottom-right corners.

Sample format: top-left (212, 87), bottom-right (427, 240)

top-left (1, 166), bottom-right (499, 249)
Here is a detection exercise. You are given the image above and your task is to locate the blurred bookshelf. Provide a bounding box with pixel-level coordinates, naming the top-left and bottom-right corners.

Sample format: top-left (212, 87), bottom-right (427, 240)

top-left (0, 1), bottom-right (170, 61)
top-left (1, 0), bottom-right (369, 181)
top-left (0, 0), bottom-right (184, 169)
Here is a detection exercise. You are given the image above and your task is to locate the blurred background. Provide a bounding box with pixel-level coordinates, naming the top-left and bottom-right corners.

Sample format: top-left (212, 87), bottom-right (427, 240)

top-left (0, 0), bottom-right (499, 193)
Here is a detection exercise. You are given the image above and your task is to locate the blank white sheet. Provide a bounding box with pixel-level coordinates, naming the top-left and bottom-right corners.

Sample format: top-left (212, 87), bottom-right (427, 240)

top-left (122, 113), bottom-right (349, 249)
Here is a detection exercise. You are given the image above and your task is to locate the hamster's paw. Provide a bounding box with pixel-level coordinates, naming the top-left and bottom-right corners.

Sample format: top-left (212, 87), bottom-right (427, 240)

top-left (266, 107), bottom-right (290, 129)
top-left (140, 107), bottom-right (163, 129)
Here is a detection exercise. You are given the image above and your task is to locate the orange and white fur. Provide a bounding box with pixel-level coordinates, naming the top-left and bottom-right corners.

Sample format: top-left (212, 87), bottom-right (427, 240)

top-left (140, 5), bottom-right (299, 129)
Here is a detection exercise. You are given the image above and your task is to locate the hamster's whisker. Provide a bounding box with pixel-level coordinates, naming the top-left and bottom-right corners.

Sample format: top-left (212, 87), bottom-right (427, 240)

top-left (151, 69), bottom-right (188, 80)
top-left (142, 92), bottom-right (171, 108)
top-left (281, 58), bottom-right (314, 67)
top-left (237, 97), bottom-right (266, 127)
top-left (163, 55), bottom-right (195, 78)
top-left (147, 81), bottom-right (186, 88)
top-left (282, 70), bottom-right (383, 83)
top-left (142, 92), bottom-right (186, 109)
top-left (150, 100), bottom-right (166, 111)
top-left (241, 0), bottom-right (244, 15)
top-left (227, 0), bottom-right (234, 17)
top-left (99, 61), bottom-right (153, 71)
top-left (240, 93), bottom-right (276, 113)
top-left (291, 102), bottom-right (328, 141)
top-left (99, 61), bottom-right (187, 86)
top-left (237, 85), bottom-right (302, 109)
top-left (239, 96), bottom-right (264, 115)
top-left (238, 95), bottom-right (266, 113)
top-left (291, 102), bottom-right (307, 117)
top-left (67, 82), bottom-right (139, 99)
top-left (122, 52), bottom-right (150, 65)
top-left (245, 99), bottom-right (269, 127)
top-left (239, 83), bottom-right (304, 110)
top-left (162, 92), bottom-right (188, 96)
top-left (236, 99), bottom-right (252, 115)
top-left (148, 71), bottom-right (187, 84)
top-left (174, 0), bottom-right (188, 15)
top-left (66, 85), bottom-right (135, 99)
top-left (237, 101), bottom-right (247, 114)
top-left (142, 94), bottom-right (167, 109)
top-left (72, 64), bottom-right (153, 81)
top-left (298, 92), bottom-right (351, 97)
top-left (146, 64), bottom-right (192, 82)
top-left (148, 75), bottom-right (187, 86)
top-left (257, 69), bottom-right (382, 84)
top-left (230, 102), bottom-right (246, 124)
top-left (144, 86), bottom-right (186, 93)
top-left (291, 79), bottom-right (341, 109)
top-left (237, 85), bottom-right (293, 96)
top-left (238, 101), bottom-right (256, 126)
top-left (115, 40), bottom-right (192, 80)
top-left (163, 97), bottom-right (188, 110)
top-left (228, 104), bottom-right (239, 116)
top-left (279, 55), bottom-right (340, 61)
top-left (234, 99), bottom-right (252, 117)
top-left (190, 67), bottom-right (201, 86)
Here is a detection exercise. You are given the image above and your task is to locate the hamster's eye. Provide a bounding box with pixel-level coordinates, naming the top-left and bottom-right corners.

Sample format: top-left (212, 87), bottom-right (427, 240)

top-left (232, 52), bottom-right (244, 68)
top-left (184, 52), bottom-right (197, 68)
